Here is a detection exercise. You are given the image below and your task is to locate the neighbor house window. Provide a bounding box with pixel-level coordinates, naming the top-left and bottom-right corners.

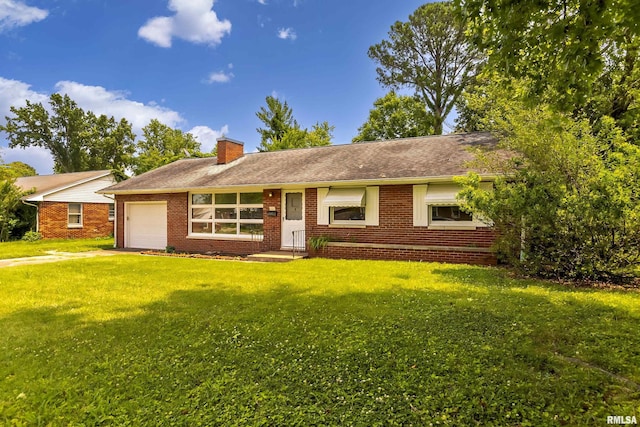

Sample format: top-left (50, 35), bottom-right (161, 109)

top-left (108, 203), bottom-right (115, 221)
top-left (68, 203), bottom-right (82, 227)
top-left (190, 192), bottom-right (264, 238)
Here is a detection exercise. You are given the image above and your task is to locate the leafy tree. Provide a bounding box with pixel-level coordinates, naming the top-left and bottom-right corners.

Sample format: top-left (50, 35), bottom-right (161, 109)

top-left (353, 92), bottom-right (435, 142)
top-left (1, 161), bottom-right (37, 178)
top-left (0, 159), bottom-right (29, 241)
top-left (86, 114), bottom-right (136, 179)
top-left (133, 119), bottom-right (202, 175)
top-left (368, 2), bottom-right (482, 135)
top-left (459, 0), bottom-right (640, 117)
top-left (456, 82), bottom-right (640, 281)
top-left (256, 96), bottom-right (334, 151)
top-left (0, 94), bottom-right (136, 174)
top-left (256, 96), bottom-right (298, 150)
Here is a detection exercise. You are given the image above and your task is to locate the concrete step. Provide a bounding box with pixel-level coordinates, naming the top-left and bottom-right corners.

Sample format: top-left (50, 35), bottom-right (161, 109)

top-left (247, 250), bottom-right (308, 262)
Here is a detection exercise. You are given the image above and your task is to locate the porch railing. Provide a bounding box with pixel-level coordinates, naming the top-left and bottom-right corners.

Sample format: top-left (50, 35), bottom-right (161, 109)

top-left (291, 229), bottom-right (306, 258)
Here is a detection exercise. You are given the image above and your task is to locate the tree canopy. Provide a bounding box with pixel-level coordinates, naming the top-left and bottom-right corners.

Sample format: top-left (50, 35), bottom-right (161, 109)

top-left (0, 94), bottom-right (136, 174)
top-left (353, 92), bottom-right (435, 142)
top-left (256, 96), bottom-right (334, 151)
top-left (368, 2), bottom-right (482, 135)
top-left (133, 119), bottom-right (204, 175)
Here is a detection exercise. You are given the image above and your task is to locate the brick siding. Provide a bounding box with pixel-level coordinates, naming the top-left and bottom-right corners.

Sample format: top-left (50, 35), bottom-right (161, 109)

top-left (39, 201), bottom-right (113, 239)
top-left (115, 184), bottom-right (497, 265)
top-left (305, 186), bottom-right (497, 265)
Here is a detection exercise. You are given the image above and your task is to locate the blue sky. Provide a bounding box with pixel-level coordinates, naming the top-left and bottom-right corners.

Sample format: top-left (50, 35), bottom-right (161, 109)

top-left (0, 0), bottom-right (427, 174)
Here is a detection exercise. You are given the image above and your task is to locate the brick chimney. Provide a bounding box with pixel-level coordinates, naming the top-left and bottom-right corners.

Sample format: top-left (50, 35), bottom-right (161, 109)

top-left (216, 137), bottom-right (244, 164)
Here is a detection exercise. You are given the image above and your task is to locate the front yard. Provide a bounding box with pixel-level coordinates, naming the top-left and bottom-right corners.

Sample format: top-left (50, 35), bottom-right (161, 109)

top-left (0, 251), bottom-right (638, 425)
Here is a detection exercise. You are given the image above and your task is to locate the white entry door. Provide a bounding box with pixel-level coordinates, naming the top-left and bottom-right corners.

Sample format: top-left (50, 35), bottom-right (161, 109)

top-left (281, 190), bottom-right (305, 248)
top-left (125, 202), bottom-right (167, 250)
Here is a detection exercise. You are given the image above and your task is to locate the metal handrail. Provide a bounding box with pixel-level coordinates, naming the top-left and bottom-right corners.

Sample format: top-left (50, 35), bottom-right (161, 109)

top-left (291, 229), bottom-right (305, 258)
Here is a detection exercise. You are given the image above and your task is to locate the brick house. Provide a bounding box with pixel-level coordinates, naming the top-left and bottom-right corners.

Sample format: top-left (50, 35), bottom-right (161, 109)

top-left (16, 170), bottom-right (117, 239)
top-left (100, 133), bottom-right (500, 265)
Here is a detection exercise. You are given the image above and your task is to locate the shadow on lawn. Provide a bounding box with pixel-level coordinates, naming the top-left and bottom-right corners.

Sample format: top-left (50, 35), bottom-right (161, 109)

top-left (1, 277), bottom-right (639, 426)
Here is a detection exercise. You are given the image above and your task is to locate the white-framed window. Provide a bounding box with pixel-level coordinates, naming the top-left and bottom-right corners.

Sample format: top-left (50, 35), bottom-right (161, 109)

top-left (108, 203), bottom-right (115, 221)
top-left (413, 183), bottom-right (491, 228)
top-left (68, 203), bottom-right (83, 228)
top-left (317, 187), bottom-right (379, 227)
top-left (190, 191), bottom-right (264, 239)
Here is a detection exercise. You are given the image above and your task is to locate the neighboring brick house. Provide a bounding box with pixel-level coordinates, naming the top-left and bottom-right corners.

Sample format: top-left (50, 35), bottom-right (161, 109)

top-left (16, 170), bottom-right (117, 239)
top-left (100, 133), bottom-right (500, 265)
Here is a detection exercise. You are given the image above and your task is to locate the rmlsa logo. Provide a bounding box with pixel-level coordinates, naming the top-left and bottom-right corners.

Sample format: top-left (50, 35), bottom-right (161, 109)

top-left (607, 415), bottom-right (638, 425)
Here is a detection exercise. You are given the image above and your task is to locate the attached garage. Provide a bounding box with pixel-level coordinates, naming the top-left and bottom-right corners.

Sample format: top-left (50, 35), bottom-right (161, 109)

top-left (125, 202), bottom-right (167, 250)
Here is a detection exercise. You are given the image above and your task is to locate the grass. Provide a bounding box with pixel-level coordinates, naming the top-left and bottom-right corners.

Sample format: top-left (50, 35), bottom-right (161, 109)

top-left (0, 237), bottom-right (114, 259)
top-left (0, 256), bottom-right (638, 425)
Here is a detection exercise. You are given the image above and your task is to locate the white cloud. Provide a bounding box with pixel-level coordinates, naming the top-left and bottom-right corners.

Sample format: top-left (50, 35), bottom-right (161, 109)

top-left (277, 27), bottom-right (296, 41)
top-left (188, 124), bottom-right (229, 153)
top-left (257, 0), bottom-right (267, 4)
top-left (54, 81), bottom-right (184, 132)
top-left (0, 0), bottom-right (48, 32)
top-left (206, 70), bottom-right (233, 84)
top-left (138, 0), bottom-right (231, 48)
top-left (0, 76), bottom-right (48, 115)
top-left (3, 145), bottom-right (54, 174)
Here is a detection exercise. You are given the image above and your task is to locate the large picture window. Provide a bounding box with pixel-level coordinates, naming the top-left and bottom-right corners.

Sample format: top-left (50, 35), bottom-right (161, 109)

top-left (190, 192), bottom-right (264, 238)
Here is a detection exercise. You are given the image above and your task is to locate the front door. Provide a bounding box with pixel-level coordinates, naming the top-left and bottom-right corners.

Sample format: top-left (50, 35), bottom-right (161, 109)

top-left (281, 190), bottom-right (305, 248)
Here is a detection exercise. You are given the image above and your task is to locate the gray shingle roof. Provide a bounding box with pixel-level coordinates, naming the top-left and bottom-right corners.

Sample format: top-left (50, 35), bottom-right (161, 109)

top-left (102, 133), bottom-right (498, 194)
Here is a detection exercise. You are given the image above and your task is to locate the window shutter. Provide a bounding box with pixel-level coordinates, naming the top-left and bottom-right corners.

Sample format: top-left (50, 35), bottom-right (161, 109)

top-left (317, 188), bottom-right (329, 225)
top-left (365, 186), bottom-right (379, 226)
top-left (413, 185), bottom-right (428, 226)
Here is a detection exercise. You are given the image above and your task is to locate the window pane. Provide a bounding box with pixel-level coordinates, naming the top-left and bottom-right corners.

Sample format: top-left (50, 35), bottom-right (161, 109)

top-left (215, 208), bottom-right (237, 219)
top-left (192, 222), bottom-right (213, 233)
top-left (286, 193), bottom-right (303, 220)
top-left (192, 194), bottom-right (212, 205)
top-left (431, 206), bottom-right (472, 222)
top-left (108, 203), bottom-right (115, 218)
top-left (215, 222), bottom-right (237, 234)
top-left (240, 223), bottom-right (263, 235)
top-left (215, 193), bottom-right (237, 204)
top-left (332, 207), bottom-right (365, 221)
top-left (69, 215), bottom-right (81, 224)
top-left (192, 208), bottom-right (212, 220)
top-left (69, 203), bottom-right (81, 214)
top-left (240, 207), bottom-right (263, 219)
top-left (240, 192), bottom-right (263, 204)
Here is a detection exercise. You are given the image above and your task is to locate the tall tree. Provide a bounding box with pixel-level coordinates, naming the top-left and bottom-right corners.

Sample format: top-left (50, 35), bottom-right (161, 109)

top-left (0, 94), bottom-right (136, 173)
top-left (256, 96), bottom-right (298, 150)
top-left (368, 2), bottom-right (482, 134)
top-left (133, 119), bottom-right (202, 175)
top-left (2, 162), bottom-right (37, 178)
top-left (353, 92), bottom-right (435, 142)
top-left (459, 0), bottom-right (640, 118)
top-left (86, 114), bottom-right (136, 179)
top-left (0, 158), bottom-right (27, 241)
top-left (256, 96), bottom-right (334, 151)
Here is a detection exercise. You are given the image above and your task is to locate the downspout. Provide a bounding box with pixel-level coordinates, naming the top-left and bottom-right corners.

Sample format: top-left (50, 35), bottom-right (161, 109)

top-left (21, 200), bottom-right (39, 233)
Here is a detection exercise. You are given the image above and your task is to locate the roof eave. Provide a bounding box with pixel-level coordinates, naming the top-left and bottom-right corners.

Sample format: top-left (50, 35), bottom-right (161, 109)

top-left (101, 173), bottom-right (502, 195)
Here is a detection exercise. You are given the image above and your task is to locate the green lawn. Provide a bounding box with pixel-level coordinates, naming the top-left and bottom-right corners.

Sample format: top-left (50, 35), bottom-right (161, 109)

top-left (0, 237), bottom-right (114, 259)
top-left (0, 256), bottom-right (638, 425)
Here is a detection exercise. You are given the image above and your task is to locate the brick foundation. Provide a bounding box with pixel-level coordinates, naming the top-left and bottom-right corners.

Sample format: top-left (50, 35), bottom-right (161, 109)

top-left (39, 201), bottom-right (113, 239)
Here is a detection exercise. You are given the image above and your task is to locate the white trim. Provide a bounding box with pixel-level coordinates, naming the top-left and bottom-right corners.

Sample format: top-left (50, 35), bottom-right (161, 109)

top-left (100, 175), bottom-right (501, 195)
top-left (317, 188), bottom-right (329, 225)
top-left (364, 186), bottom-right (379, 226)
top-left (67, 203), bottom-right (83, 228)
top-left (413, 185), bottom-right (428, 226)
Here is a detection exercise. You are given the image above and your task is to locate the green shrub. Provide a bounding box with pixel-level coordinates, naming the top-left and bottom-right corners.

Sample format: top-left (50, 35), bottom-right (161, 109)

top-left (21, 231), bottom-right (42, 242)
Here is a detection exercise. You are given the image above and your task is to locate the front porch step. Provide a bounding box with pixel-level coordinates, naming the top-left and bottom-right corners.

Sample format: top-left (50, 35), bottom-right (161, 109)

top-left (247, 250), bottom-right (308, 262)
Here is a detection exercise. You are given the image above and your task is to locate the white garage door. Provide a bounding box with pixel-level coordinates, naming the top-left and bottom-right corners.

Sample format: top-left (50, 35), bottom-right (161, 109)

top-left (125, 203), bottom-right (167, 250)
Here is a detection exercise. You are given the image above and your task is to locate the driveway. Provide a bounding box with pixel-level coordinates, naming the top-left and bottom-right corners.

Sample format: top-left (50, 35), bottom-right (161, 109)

top-left (0, 250), bottom-right (125, 268)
